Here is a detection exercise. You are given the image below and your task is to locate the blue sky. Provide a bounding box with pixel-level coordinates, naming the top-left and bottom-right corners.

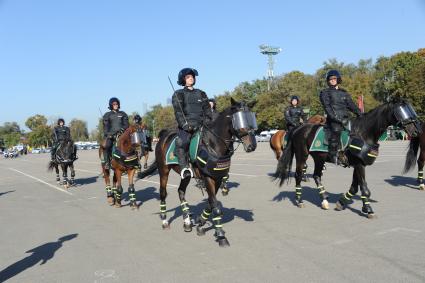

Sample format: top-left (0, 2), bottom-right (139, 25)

top-left (1, 0), bottom-right (424, 131)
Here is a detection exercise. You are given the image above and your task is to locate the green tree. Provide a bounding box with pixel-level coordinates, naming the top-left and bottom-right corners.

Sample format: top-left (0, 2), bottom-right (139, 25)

top-left (28, 125), bottom-right (52, 147)
top-left (69, 119), bottom-right (89, 141)
top-left (25, 114), bottom-right (47, 130)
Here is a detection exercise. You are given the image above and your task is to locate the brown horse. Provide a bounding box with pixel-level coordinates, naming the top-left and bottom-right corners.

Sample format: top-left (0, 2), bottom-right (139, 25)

top-left (99, 125), bottom-right (141, 209)
top-left (269, 115), bottom-right (326, 160)
top-left (139, 98), bottom-right (257, 247)
top-left (404, 121), bottom-right (425, 190)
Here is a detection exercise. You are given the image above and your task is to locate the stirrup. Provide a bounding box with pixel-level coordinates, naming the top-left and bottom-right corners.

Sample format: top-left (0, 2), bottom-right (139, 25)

top-left (180, 167), bottom-right (194, 179)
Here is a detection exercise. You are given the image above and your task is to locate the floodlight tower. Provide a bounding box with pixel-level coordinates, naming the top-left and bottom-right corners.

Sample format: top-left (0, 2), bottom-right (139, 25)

top-left (259, 44), bottom-right (282, 90)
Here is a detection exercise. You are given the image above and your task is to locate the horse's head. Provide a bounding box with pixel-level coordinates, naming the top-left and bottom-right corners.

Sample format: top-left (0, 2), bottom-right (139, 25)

top-left (126, 125), bottom-right (143, 147)
top-left (388, 96), bottom-right (422, 137)
top-left (228, 97), bottom-right (257, 152)
top-left (56, 140), bottom-right (74, 163)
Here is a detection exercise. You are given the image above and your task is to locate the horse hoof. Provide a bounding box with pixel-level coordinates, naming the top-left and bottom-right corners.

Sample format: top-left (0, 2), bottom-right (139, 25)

top-left (131, 205), bottom-right (139, 211)
top-left (419, 184), bottom-right (425, 191)
top-left (297, 202), bottom-right (305, 208)
top-left (335, 201), bottom-right (345, 211)
top-left (196, 226), bottom-right (206, 236)
top-left (218, 237), bottom-right (230, 247)
top-left (367, 213), bottom-right (376, 219)
top-left (162, 221), bottom-right (170, 229)
top-left (114, 203), bottom-right (122, 208)
top-left (222, 189), bottom-right (229, 196)
top-left (107, 197), bottom-right (114, 205)
top-left (183, 223), bottom-right (192, 232)
top-left (321, 200), bottom-right (329, 210)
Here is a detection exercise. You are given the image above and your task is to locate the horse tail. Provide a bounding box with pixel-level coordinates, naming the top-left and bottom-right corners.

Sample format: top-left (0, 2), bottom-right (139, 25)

top-left (273, 138), bottom-right (294, 186)
top-left (137, 161), bottom-right (158, 179)
top-left (47, 161), bottom-right (56, 171)
top-left (403, 137), bottom-right (420, 174)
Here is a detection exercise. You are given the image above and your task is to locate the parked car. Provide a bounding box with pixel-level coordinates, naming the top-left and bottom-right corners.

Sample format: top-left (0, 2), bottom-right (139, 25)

top-left (31, 148), bottom-right (42, 154)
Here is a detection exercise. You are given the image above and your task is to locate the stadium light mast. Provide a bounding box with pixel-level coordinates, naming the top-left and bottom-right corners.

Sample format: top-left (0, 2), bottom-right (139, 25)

top-left (259, 44), bottom-right (282, 90)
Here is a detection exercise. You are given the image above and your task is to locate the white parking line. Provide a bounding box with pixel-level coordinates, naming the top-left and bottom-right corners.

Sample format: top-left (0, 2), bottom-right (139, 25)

top-left (8, 168), bottom-right (73, 195)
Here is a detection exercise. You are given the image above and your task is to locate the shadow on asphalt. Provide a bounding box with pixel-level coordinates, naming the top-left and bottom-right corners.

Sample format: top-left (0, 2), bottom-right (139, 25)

top-left (0, 190), bottom-right (15, 197)
top-left (384, 175), bottom-right (419, 190)
top-left (75, 176), bottom-right (98, 185)
top-left (0, 234), bottom-right (78, 282)
top-left (162, 200), bottom-right (254, 226)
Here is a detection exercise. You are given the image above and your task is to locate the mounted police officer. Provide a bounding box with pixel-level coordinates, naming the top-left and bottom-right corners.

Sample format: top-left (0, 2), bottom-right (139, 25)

top-left (208, 98), bottom-right (220, 120)
top-left (284, 95), bottom-right (306, 133)
top-left (102, 97), bottom-right (129, 169)
top-left (172, 68), bottom-right (211, 179)
top-left (319, 70), bottom-right (361, 165)
top-left (51, 118), bottom-right (75, 161)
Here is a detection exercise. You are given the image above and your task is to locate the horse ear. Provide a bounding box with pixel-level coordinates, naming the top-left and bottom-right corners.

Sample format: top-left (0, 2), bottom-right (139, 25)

top-left (230, 97), bottom-right (237, 105)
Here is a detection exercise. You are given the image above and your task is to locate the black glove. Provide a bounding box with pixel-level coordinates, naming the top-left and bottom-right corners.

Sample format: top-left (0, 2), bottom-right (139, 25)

top-left (341, 118), bottom-right (349, 125)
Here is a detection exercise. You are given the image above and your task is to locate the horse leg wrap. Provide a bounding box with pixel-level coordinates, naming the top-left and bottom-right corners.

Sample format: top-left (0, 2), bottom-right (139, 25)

top-left (212, 207), bottom-right (225, 238)
top-left (418, 171), bottom-right (423, 183)
top-left (361, 196), bottom-right (374, 215)
top-left (341, 190), bottom-right (354, 204)
top-left (295, 186), bottom-right (303, 203)
top-left (128, 184), bottom-right (136, 206)
top-left (198, 208), bottom-right (212, 226)
top-left (105, 186), bottom-right (113, 197)
top-left (56, 175), bottom-right (60, 182)
top-left (180, 201), bottom-right (190, 218)
top-left (114, 186), bottom-right (123, 205)
top-left (159, 201), bottom-right (167, 220)
top-left (317, 185), bottom-right (328, 200)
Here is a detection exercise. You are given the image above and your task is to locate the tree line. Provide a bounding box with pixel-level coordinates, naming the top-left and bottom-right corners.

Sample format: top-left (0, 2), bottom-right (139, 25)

top-left (142, 48), bottom-right (425, 132)
top-left (1, 48), bottom-right (424, 148)
top-left (0, 115), bottom-right (91, 148)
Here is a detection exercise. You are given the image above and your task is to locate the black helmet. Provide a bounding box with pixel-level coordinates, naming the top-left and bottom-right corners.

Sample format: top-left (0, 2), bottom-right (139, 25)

top-left (134, 114), bottom-right (142, 124)
top-left (177, 68), bottom-right (198, 86)
top-left (108, 97), bottom-right (120, 110)
top-left (290, 95), bottom-right (299, 102)
top-left (57, 118), bottom-right (65, 125)
top-left (325, 69), bottom-right (342, 84)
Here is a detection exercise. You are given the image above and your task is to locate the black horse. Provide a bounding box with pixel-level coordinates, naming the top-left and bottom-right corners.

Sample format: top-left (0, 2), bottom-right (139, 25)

top-left (404, 121), bottom-right (425, 190)
top-left (48, 140), bottom-right (76, 188)
top-left (139, 98), bottom-right (257, 247)
top-left (274, 97), bottom-right (422, 218)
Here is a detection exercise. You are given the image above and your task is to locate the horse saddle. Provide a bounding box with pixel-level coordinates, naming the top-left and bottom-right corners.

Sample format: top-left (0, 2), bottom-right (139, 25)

top-left (309, 126), bottom-right (350, 152)
top-left (165, 131), bottom-right (231, 178)
top-left (166, 131), bottom-right (201, 165)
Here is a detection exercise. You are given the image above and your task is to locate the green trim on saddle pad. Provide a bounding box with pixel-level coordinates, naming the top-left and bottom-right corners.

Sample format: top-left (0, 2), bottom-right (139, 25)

top-left (309, 127), bottom-right (350, 152)
top-left (165, 131), bottom-right (201, 165)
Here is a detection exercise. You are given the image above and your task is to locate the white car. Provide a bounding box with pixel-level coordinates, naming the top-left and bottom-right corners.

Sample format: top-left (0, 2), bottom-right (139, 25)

top-left (31, 148), bottom-right (42, 154)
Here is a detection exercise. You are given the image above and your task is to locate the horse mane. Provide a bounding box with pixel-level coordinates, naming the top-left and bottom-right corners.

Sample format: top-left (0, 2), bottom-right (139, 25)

top-left (351, 101), bottom-right (395, 142)
top-left (117, 126), bottom-right (137, 153)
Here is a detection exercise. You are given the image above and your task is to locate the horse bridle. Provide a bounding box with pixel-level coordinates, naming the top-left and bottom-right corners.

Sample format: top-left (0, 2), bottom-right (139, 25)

top-left (202, 106), bottom-right (257, 155)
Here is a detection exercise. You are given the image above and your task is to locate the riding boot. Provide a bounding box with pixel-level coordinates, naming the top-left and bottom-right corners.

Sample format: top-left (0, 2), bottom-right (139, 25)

top-left (175, 147), bottom-right (192, 179)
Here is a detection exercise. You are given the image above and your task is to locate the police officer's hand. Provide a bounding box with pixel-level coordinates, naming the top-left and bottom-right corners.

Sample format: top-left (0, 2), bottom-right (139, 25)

top-left (341, 118), bottom-right (348, 125)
